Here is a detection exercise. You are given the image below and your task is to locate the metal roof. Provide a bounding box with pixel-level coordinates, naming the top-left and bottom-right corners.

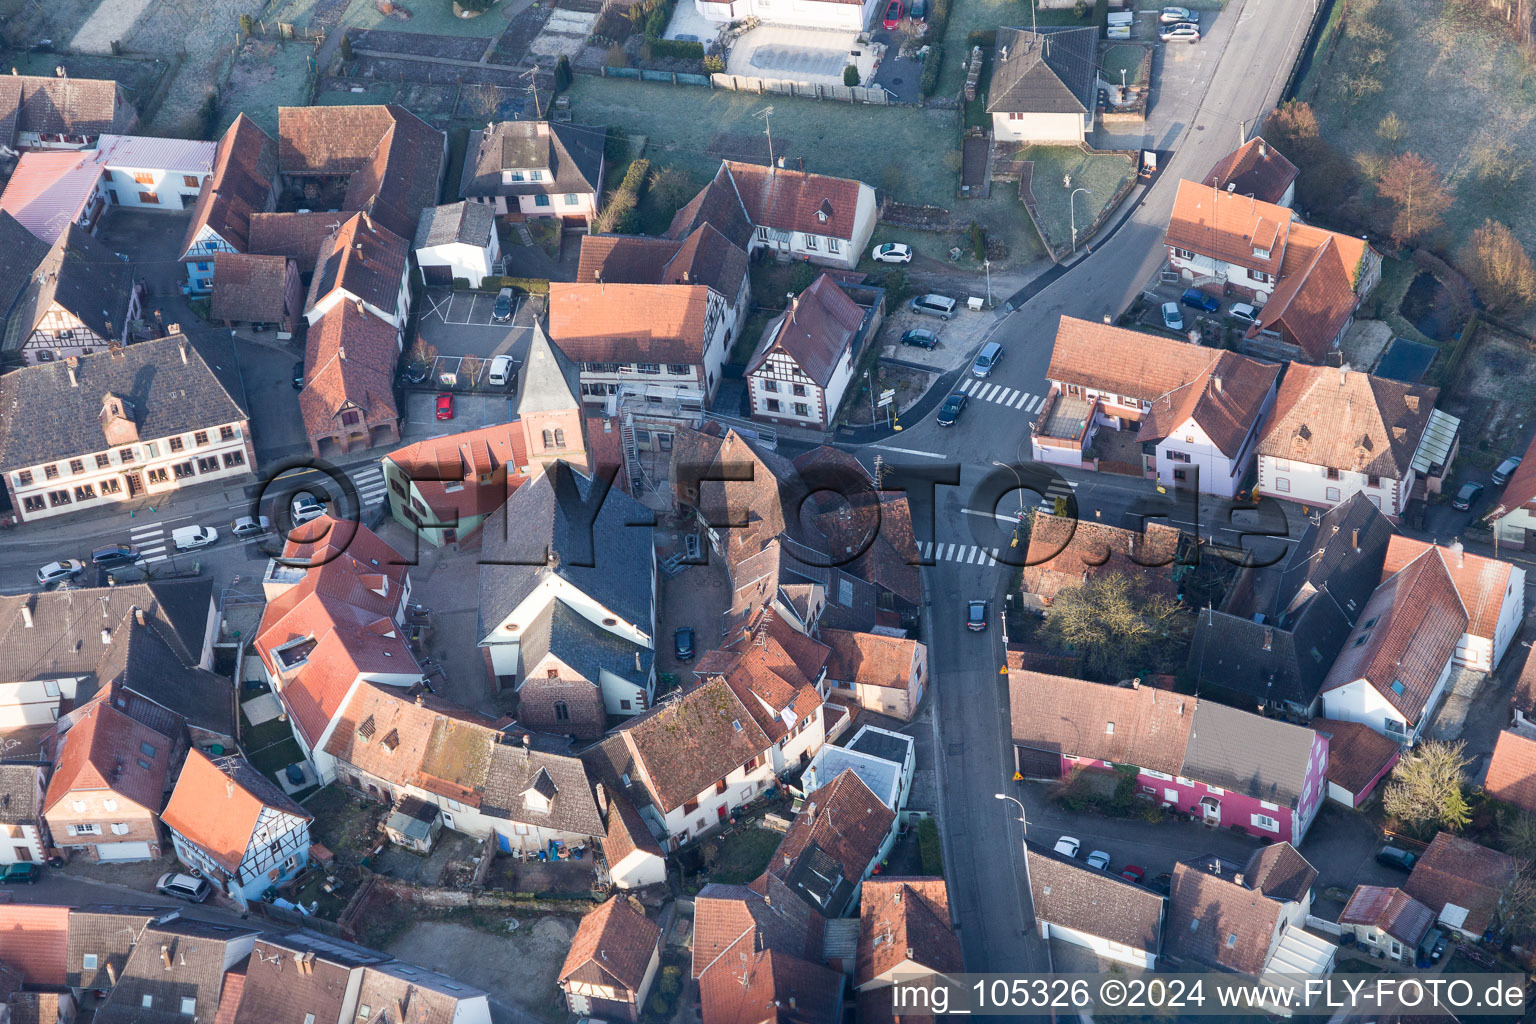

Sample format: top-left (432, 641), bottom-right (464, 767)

top-left (1411, 408), bottom-right (1461, 475)
top-left (97, 134), bottom-right (216, 173)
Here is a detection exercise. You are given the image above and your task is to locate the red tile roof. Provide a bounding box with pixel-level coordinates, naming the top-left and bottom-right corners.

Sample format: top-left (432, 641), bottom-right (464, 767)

top-left (180, 113), bottom-right (277, 258)
top-left (299, 302), bottom-right (400, 442)
top-left (724, 160), bottom-right (867, 241)
top-left (247, 211), bottom-right (348, 272)
top-left (160, 749), bottom-right (312, 874)
top-left (820, 629), bottom-right (919, 690)
top-left (692, 883), bottom-right (823, 980)
top-left (760, 770), bottom-right (895, 898)
top-left (1203, 137), bottom-right (1299, 206)
top-left (1165, 180), bottom-right (1292, 278)
top-left (1381, 535), bottom-right (1513, 643)
top-left (698, 935), bottom-right (843, 1024)
top-left (1321, 548), bottom-right (1467, 724)
top-left (696, 609), bottom-right (828, 744)
top-left (254, 519), bottom-right (415, 746)
top-left (1403, 833), bottom-right (1518, 936)
top-left (1310, 717), bottom-right (1400, 800)
top-left (559, 897), bottom-right (661, 992)
top-left (304, 213), bottom-right (409, 317)
top-left (746, 274), bottom-right (864, 387)
top-left (1166, 861), bottom-right (1282, 976)
top-left (0, 905), bottom-right (68, 986)
top-left (1020, 513), bottom-right (1181, 604)
top-left (1258, 364), bottom-right (1439, 479)
top-left (1484, 728), bottom-right (1536, 814)
top-left (384, 425), bottom-right (531, 526)
top-left (44, 693), bottom-right (175, 816)
top-left (547, 282), bottom-right (713, 364)
top-left (1340, 885), bottom-right (1435, 945)
top-left (211, 253), bottom-right (291, 324)
top-left (855, 878), bottom-right (959, 986)
top-left (1245, 233), bottom-right (1359, 362)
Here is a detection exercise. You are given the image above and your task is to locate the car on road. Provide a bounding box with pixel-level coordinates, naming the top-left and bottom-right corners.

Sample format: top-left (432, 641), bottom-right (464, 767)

top-left (290, 492), bottom-right (329, 525)
top-left (1120, 865), bottom-right (1147, 884)
top-left (156, 872), bottom-right (211, 903)
top-left (937, 392), bottom-right (968, 426)
top-left (231, 515), bottom-right (273, 539)
top-left (901, 328), bottom-right (939, 349)
top-left (1376, 846), bottom-right (1418, 873)
top-left (971, 341), bottom-right (1003, 378)
top-left (36, 559), bottom-right (84, 586)
top-left (1181, 288), bottom-right (1220, 312)
top-left (910, 293), bottom-right (957, 320)
top-left (872, 242), bottom-right (914, 264)
top-left (1160, 21), bottom-right (1200, 42)
top-left (0, 863), bottom-right (39, 884)
top-left (1451, 481), bottom-right (1484, 511)
top-left (1159, 5), bottom-right (1194, 22)
top-left (1053, 836), bottom-right (1080, 858)
top-left (966, 598), bottom-right (987, 632)
top-left (172, 526), bottom-right (219, 552)
top-left (1161, 301), bottom-right (1185, 331)
top-left (674, 626), bottom-right (695, 661)
top-left (883, 0), bottom-right (903, 28)
top-left (91, 544), bottom-right (140, 569)
top-left (492, 287), bottom-right (515, 323)
top-left (292, 360), bottom-right (306, 390)
top-left (436, 392), bottom-right (455, 421)
top-left (1228, 302), bottom-right (1258, 325)
top-left (1086, 850), bottom-right (1111, 871)
top-left (1494, 455), bottom-right (1524, 485)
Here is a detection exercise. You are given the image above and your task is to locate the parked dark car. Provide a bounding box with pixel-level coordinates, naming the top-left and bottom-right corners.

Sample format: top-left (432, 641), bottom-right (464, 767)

top-left (91, 544), bottom-right (140, 569)
top-left (1148, 872), bottom-right (1173, 895)
top-left (0, 863), bottom-right (40, 884)
top-left (901, 328), bottom-right (939, 349)
top-left (292, 360), bottom-right (306, 389)
top-left (674, 626), bottom-right (695, 661)
top-left (1181, 288), bottom-right (1220, 312)
top-left (1451, 482), bottom-right (1484, 511)
top-left (1376, 846), bottom-right (1418, 872)
top-left (937, 392), bottom-right (967, 426)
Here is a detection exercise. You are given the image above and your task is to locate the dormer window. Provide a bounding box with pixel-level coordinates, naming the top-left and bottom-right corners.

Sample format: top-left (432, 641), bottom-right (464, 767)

top-left (1252, 247), bottom-right (1270, 260)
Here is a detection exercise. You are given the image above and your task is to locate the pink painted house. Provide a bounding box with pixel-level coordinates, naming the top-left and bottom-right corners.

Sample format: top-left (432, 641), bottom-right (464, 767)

top-left (1009, 671), bottom-right (1329, 844)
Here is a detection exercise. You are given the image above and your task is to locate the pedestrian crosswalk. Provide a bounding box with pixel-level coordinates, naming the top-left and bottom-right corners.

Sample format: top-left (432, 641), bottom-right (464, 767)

top-left (956, 378), bottom-right (1046, 412)
top-left (129, 522), bottom-right (170, 564)
top-left (350, 465), bottom-right (388, 509)
top-left (1038, 476), bottom-right (1077, 512)
top-left (919, 542), bottom-right (1003, 566)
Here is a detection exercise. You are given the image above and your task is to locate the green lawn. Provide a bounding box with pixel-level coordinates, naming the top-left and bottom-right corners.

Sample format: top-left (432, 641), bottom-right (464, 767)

top-left (937, 0), bottom-right (1094, 98)
top-left (707, 826), bottom-right (783, 884)
top-left (1016, 145), bottom-right (1135, 254)
top-left (1101, 43), bottom-right (1147, 88)
top-left (565, 77), bottom-right (961, 207)
top-left (219, 41), bottom-right (316, 137)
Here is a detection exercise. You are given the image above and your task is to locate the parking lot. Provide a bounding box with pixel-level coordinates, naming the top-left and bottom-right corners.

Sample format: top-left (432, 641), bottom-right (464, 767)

top-left (879, 302), bottom-right (997, 373)
top-left (402, 391), bottom-right (518, 433)
top-left (1093, 6), bottom-right (1235, 150)
top-left (416, 287), bottom-right (538, 363)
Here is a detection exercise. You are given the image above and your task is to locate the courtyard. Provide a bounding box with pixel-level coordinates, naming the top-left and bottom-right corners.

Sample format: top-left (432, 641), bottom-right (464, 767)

top-left (725, 25), bottom-right (875, 87)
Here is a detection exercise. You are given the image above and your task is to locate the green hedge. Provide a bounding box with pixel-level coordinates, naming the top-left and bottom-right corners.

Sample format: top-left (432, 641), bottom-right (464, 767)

top-left (920, 44), bottom-right (944, 96)
top-left (618, 157), bottom-right (651, 195)
top-left (928, 0), bottom-right (952, 41)
top-left (477, 276), bottom-right (550, 294)
top-left (917, 817), bottom-right (942, 875)
top-left (647, 37), bottom-right (704, 59)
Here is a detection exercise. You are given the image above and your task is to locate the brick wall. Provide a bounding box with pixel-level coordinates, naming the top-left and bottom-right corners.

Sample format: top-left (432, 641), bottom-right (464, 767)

top-left (517, 678), bottom-right (605, 739)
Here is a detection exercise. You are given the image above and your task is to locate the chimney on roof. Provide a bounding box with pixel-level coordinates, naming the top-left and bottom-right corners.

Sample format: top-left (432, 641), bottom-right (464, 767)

top-left (178, 338), bottom-right (189, 364)
top-left (21, 604), bottom-right (32, 628)
top-left (355, 299), bottom-right (365, 317)
top-left (66, 356), bottom-right (79, 387)
top-left (1262, 628), bottom-right (1272, 652)
top-left (339, 346), bottom-right (347, 362)
top-left (362, 212), bottom-right (373, 233)
top-left (788, 998), bottom-right (797, 1011)
top-left (161, 946), bottom-right (172, 970)
top-left (416, 692), bottom-right (425, 705)
top-left (1234, 873), bottom-right (1245, 887)
top-left (634, 651), bottom-right (642, 672)
top-left (522, 732), bottom-right (531, 748)
top-left (134, 607), bottom-right (146, 626)
top-left (1130, 677), bottom-right (1140, 689)
top-left (101, 628), bottom-right (111, 645)
top-left (1258, 140), bottom-right (1267, 158)
top-left (226, 778), bottom-right (236, 799)
top-left (1338, 364), bottom-right (1348, 386)
top-left (106, 963), bottom-right (117, 985)
top-left (1212, 375), bottom-right (1222, 394)
top-left (1351, 528), bottom-right (1359, 551)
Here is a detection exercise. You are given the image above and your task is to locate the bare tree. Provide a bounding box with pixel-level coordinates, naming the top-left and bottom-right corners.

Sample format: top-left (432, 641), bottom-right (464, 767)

top-left (1381, 739), bottom-right (1472, 835)
top-left (1376, 112), bottom-right (1406, 150)
top-left (1502, 811), bottom-right (1536, 863)
top-left (1376, 152), bottom-right (1453, 244)
top-left (1461, 219), bottom-right (1536, 314)
top-left (1468, 136), bottom-right (1534, 187)
top-left (1038, 572), bottom-right (1190, 683)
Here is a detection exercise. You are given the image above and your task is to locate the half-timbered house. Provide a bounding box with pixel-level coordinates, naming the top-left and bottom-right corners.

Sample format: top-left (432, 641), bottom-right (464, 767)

top-left (159, 749), bottom-right (313, 907)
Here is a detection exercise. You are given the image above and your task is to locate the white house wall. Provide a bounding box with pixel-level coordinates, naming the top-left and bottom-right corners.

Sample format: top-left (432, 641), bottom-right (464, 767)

top-left (416, 240), bottom-right (497, 288)
top-left (693, 0), bottom-right (875, 30)
top-left (1257, 456), bottom-right (1405, 516)
top-left (610, 847), bottom-right (668, 889)
top-left (1322, 658), bottom-right (1454, 745)
top-left (1039, 921), bottom-right (1157, 970)
top-left (991, 112), bottom-right (1086, 144)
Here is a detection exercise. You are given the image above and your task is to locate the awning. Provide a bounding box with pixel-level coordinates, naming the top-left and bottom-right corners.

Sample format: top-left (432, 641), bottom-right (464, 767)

top-left (1411, 408), bottom-right (1461, 475)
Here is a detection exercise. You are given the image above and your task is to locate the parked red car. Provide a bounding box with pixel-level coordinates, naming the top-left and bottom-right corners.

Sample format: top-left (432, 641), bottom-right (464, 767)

top-left (883, 0), bottom-right (903, 28)
top-left (435, 392), bottom-right (455, 421)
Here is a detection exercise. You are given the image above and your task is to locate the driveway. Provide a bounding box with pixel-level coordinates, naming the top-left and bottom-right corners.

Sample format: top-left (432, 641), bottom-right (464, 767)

top-left (656, 558), bottom-right (732, 688)
top-left (879, 302), bottom-right (996, 374)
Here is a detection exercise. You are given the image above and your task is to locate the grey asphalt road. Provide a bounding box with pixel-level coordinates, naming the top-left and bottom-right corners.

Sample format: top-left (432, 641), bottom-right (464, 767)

top-left (849, 0), bottom-right (1320, 986)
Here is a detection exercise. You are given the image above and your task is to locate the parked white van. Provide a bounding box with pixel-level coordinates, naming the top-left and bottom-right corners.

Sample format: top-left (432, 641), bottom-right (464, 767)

top-left (488, 355), bottom-right (515, 388)
top-left (172, 525), bottom-right (219, 551)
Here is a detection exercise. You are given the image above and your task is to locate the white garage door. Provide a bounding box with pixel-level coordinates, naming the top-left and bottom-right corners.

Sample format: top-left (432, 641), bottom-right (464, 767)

top-left (94, 842), bottom-right (153, 862)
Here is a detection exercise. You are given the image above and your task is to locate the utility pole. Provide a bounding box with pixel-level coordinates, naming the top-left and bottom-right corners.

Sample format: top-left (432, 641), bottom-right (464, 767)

top-left (521, 66), bottom-right (542, 119)
top-left (756, 105), bottom-right (775, 170)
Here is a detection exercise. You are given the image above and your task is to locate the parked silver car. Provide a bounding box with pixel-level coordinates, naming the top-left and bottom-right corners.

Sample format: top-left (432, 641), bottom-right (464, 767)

top-left (1159, 5), bottom-right (1194, 22)
top-left (1161, 21), bottom-right (1200, 42)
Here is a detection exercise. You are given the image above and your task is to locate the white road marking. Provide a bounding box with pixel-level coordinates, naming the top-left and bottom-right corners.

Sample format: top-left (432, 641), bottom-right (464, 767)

top-left (1026, 395), bottom-right (1043, 413)
top-left (869, 444), bottom-right (946, 459)
top-left (137, 545), bottom-right (166, 557)
top-left (130, 524), bottom-right (163, 540)
top-left (959, 379), bottom-right (976, 395)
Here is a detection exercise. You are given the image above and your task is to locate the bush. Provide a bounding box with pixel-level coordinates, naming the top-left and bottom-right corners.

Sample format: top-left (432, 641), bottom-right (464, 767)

top-left (476, 276), bottom-right (550, 294)
top-left (554, 54), bottom-right (572, 92)
top-left (788, 262), bottom-right (817, 293)
top-left (659, 965), bottom-right (683, 996)
top-left (703, 52), bottom-right (724, 73)
top-left (843, 64), bottom-right (860, 86)
top-left (338, 32), bottom-right (354, 62)
top-left (605, 42), bottom-right (630, 67)
top-left (644, 1), bottom-right (669, 36)
top-left (965, 28), bottom-right (996, 47)
top-left (1073, 0), bottom-right (1088, 17)
top-left (919, 44), bottom-right (943, 96)
top-left (240, 12), bottom-right (253, 35)
top-left (917, 817), bottom-right (942, 875)
top-left (928, 0), bottom-right (951, 38)
top-left (619, 157), bottom-right (651, 195)
top-left (647, 37), bottom-right (704, 60)
top-left (648, 992), bottom-right (673, 1017)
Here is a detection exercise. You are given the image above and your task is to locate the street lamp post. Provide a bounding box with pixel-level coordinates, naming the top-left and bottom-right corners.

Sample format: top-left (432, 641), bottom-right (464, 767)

top-left (995, 792), bottom-right (1035, 935)
top-left (1069, 187), bottom-right (1090, 255)
top-left (983, 258), bottom-right (992, 307)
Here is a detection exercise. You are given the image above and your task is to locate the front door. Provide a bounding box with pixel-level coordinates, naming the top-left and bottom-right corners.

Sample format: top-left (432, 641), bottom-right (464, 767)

top-left (716, 805), bottom-right (728, 821)
top-left (441, 811), bottom-right (455, 831)
top-left (124, 472), bottom-right (142, 497)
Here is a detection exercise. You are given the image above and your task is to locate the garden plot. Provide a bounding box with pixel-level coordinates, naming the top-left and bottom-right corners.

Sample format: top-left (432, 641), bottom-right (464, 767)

top-left (528, 8), bottom-right (597, 60)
